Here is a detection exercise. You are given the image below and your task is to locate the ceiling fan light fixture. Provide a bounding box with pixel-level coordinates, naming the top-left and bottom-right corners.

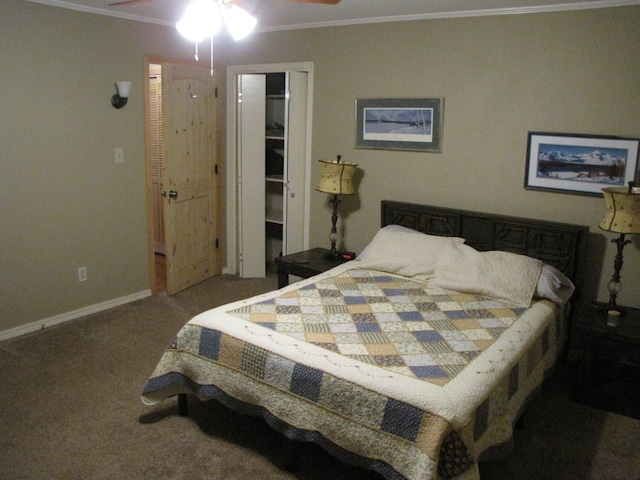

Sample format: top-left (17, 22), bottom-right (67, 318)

top-left (221, 3), bottom-right (257, 41)
top-left (176, 0), bottom-right (221, 43)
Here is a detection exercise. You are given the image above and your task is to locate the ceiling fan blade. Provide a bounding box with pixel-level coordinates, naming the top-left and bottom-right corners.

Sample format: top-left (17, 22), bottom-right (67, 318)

top-left (287, 0), bottom-right (341, 4)
top-left (108, 0), bottom-right (158, 6)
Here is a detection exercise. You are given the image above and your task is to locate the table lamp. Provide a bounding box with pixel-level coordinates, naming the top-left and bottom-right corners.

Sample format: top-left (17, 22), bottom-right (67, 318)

top-left (599, 181), bottom-right (640, 315)
top-left (316, 155), bottom-right (358, 260)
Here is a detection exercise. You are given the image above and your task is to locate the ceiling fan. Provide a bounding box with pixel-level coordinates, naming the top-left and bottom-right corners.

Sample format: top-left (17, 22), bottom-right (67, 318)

top-left (109, 0), bottom-right (340, 73)
top-left (108, 0), bottom-right (341, 42)
top-left (108, 0), bottom-right (341, 6)
top-left (108, 0), bottom-right (341, 40)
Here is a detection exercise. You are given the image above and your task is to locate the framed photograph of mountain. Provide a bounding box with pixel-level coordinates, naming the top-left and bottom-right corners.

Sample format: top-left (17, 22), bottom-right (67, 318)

top-left (525, 132), bottom-right (639, 196)
top-left (355, 98), bottom-right (443, 152)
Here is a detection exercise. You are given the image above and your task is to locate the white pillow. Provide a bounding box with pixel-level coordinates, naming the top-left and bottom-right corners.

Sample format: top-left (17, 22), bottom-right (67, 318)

top-left (535, 264), bottom-right (575, 306)
top-left (432, 242), bottom-right (542, 308)
top-left (357, 225), bottom-right (419, 261)
top-left (356, 225), bottom-right (465, 280)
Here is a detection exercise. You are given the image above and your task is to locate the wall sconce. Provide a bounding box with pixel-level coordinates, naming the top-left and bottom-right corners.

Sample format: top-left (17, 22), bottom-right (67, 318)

top-left (111, 81), bottom-right (132, 109)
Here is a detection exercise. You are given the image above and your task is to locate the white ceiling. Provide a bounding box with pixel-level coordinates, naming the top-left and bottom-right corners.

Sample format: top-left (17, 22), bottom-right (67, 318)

top-left (26, 0), bottom-right (639, 32)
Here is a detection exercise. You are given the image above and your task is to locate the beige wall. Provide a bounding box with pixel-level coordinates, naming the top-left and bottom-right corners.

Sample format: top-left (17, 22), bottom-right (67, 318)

top-left (0, 0), bottom-right (191, 333)
top-left (217, 7), bottom-right (640, 309)
top-left (1, 1), bottom-right (639, 336)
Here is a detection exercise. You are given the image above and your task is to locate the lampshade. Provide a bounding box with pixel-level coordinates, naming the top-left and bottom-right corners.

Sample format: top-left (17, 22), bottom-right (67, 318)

top-left (221, 3), bottom-right (258, 41)
top-left (115, 81), bottom-right (131, 99)
top-left (599, 186), bottom-right (640, 234)
top-left (316, 160), bottom-right (358, 195)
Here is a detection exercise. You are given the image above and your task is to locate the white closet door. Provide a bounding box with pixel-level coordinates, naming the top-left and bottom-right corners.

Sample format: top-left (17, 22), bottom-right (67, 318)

top-left (284, 71), bottom-right (308, 256)
top-left (238, 74), bottom-right (266, 278)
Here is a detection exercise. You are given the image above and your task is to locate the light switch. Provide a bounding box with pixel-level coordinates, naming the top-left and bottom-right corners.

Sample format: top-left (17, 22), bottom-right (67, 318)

top-left (114, 148), bottom-right (124, 164)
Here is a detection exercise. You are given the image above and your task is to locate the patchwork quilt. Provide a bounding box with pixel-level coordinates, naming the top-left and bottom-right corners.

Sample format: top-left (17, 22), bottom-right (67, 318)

top-left (227, 269), bottom-right (526, 386)
top-left (142, 264), bottom-right (560, 480)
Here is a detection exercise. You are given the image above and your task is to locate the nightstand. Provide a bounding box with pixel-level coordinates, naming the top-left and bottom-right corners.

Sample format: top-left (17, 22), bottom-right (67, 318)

top-left (274, 247), bottom-right (352, 288)
top-left (572, 301), bottom-right (640, 419)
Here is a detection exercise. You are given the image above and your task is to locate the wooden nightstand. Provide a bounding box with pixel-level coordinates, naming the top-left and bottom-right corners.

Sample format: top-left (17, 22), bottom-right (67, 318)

top-left (274, 247), bottom-right (352, 288)
top-left (572, 301), bottom-right (640, 419)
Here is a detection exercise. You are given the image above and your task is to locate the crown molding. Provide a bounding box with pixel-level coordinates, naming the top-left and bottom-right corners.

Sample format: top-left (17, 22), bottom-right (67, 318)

top-left (25, 0), bottom-right (640, 32)
top-left (260, 0), bottom-right (640, 32)
top-left (25, 0), bottom-right (175, 27)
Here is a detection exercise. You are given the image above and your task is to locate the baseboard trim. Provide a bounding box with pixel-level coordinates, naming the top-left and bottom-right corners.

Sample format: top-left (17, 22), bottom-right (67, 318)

top-left (0, 290), bottom-right (152, 342)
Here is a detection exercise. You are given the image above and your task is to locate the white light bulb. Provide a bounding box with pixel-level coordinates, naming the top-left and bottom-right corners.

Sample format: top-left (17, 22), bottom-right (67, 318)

top-left (221, 4), bottom-right (257, 41)
top-left (176, 0), bottom-right (221, 43)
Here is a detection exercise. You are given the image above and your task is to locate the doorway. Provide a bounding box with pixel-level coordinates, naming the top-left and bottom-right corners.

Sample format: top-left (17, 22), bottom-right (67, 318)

top-left (148, 63), bottom-right (166, 292)
top-left (225, 62), bottom-right (314, 276)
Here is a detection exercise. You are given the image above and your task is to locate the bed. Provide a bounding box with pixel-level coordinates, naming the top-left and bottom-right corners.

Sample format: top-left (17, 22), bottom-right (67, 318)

top-left (142, 200), bottom-right (588, 480)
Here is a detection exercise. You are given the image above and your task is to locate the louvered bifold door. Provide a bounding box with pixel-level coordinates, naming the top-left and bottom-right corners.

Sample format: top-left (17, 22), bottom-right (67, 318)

top-left (149, 76), bottom-right (165, 254)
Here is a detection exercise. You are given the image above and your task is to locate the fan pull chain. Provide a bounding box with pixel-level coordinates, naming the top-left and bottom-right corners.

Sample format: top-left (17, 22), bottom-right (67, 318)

top-left (191, 39), bottom-right (214, 76)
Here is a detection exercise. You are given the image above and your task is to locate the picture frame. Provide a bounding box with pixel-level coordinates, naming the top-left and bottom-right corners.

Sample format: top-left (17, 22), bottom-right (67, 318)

top-left (355, 98), bottom-right (443, 152)
top-left (525, 132), bottom-right (640, 196)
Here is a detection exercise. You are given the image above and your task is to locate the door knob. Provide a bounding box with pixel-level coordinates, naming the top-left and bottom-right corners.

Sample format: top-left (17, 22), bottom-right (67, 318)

top-left (161, 190), bottom-right (178, 199)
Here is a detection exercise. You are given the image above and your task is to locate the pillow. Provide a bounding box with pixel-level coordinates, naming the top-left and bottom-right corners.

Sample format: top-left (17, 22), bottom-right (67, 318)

top-left (357, 225), bottom-right (420, 261)
top-left (432, 242), bottom-right (542, 307)
top-left (535, 264), bottom-right (575, 306)
top-left (356, 225), bottom-right (465, 280)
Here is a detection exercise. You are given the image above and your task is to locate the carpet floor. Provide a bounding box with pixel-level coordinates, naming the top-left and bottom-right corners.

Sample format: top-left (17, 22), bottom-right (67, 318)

top-left (1, 273), bottom-right (639, 479)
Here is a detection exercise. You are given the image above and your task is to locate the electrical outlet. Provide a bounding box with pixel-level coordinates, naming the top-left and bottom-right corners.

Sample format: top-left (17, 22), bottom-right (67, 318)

top-left (78, 266), bottom-right (87, 282)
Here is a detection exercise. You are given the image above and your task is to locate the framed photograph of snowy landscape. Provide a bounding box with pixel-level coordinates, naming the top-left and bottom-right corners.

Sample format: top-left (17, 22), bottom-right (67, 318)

top-left (355, 98), bottom-right (443, 152)
top-left (525, 132), bottom-right (639, 196)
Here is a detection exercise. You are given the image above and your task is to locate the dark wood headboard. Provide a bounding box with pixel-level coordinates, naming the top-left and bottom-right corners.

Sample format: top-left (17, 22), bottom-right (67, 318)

top-left (381, 200), bottom-right (589, 285)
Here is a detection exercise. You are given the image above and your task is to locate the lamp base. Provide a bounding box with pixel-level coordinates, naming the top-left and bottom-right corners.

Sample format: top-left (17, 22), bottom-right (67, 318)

top-left (606, 233), bottom-right (631, 310)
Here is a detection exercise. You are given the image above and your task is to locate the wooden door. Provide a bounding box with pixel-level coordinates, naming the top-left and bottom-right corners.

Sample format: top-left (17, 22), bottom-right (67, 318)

top-left (162, 63), bottom-right (219, 294)
top-left (237, 74), bottom-right (267, 278)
